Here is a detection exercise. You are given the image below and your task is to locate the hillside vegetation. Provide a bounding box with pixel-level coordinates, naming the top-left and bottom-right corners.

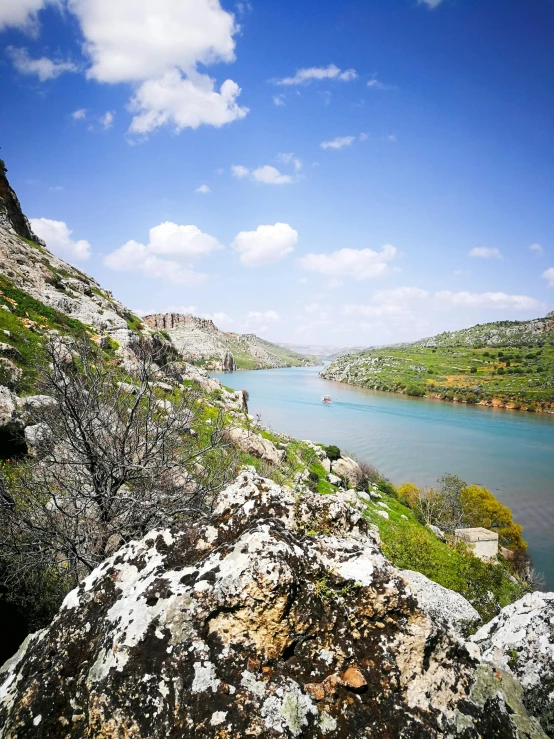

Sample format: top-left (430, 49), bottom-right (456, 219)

top-left (322, 314), bottom-right (554, 412)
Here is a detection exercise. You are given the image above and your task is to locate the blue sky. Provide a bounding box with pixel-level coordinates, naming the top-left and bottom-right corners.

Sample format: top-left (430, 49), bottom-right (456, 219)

top-left (1, 0), bottom-right (553, 345)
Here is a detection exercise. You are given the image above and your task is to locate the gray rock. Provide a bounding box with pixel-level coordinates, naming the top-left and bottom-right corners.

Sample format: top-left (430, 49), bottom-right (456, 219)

top-left (331, 456), bottom-right (362, 488)
top-left (0, 384), bottom-right (17, 428)
top-left (24, 422), bottom-right (52, 451)
top-left (400, 569), bottom-right (481, 636)
top-left (226, 427), bottom-right (284, 466)
top-left (0, 469), bottom-right (546, 738)
top-left (470, 591), bottom-right (554, 735)
top-left (427, 523), bottom-right (447, 542)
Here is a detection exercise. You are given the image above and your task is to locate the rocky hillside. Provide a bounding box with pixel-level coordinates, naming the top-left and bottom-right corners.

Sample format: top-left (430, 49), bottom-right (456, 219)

top-left (322, 314), bottom-right (554, 413)
top-left (145, 312), bottom-right (317, 371)
top-left (0, 468), bottom-right (550, 737)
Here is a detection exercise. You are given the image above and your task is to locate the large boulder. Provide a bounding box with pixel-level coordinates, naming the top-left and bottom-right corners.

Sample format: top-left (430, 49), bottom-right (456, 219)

top-left (470, 591), bottom-right (554, 736)
top-left (0, 470), bottom-right (546, 738)
top-left (0, 384), bottom-right (17, 429)
top-left (400, 569), bottom-right (481, 636)
top-left (331, 456), bottom-right (362, 487)
top-left (226, 427), bottom-right (284, 466)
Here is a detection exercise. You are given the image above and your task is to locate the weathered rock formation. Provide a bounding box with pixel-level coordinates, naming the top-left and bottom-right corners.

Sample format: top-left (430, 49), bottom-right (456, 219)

top-left (225, 427), bottom-right (284, 466)
top-left (144, 312), bottom-right (315, 371)
top-left (0, 469), bottom-right (547, 737)
top-left (471, 591), bottom-right (554, 736)
top-left (0, 165), bottom-right (43, 244)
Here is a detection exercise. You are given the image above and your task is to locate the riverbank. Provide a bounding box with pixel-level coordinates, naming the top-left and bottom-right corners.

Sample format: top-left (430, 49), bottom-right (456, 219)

top-left (213, 365), bottom-right (554, 589)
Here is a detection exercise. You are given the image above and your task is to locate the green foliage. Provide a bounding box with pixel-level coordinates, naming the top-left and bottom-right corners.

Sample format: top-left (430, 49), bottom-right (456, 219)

top-left (461, 484), bottom-right (526, 550)
top-left (363, 494), bottom-right (528, 622)
top-left (405, 383), bottom-right (425, 397)
top-left (325, 444), bottom-right (341, 462)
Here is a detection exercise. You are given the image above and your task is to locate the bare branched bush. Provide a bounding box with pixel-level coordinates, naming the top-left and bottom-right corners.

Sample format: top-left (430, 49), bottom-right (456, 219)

top-left (0, 336), bottom-right (237, 593)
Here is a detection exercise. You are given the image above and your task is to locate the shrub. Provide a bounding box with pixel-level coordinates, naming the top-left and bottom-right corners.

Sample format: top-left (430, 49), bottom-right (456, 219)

top-left (405, 384), bottom-right (425, 397)
top-left (377, 477), bottom-right (397, 497)
top-left (325, 445), bottom-right (341, 462)
top-left (461, 484), bottom-right (526, 551)
top-left (357, 460), bottom-right (380, 490)
top-left (470, 366), bottom-right (478, 374)
top-left (397, 482), bottom-right (421, 508)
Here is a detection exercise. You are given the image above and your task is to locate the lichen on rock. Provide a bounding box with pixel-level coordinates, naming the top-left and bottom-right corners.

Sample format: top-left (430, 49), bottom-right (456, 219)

top-left (0, 469), bottom-right (548, 737)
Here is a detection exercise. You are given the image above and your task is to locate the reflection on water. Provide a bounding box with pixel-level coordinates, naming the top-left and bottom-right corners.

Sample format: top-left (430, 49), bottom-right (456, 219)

top-left (214, 365), bottom-right (554, 588)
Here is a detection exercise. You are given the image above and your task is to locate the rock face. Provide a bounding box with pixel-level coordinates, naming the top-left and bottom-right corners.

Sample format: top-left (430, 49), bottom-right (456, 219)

top-left (143, 312), bottom-right (315, 371)
top-left (331, 456), bottom-right (363, 488)
top-left (0, 167), bottom-right (43, 244)
top-left (226, 427), bottom-right (284, 466)
top-left (470, 591), bottom-right (554, 736)
top-left (0, 469), bottom-right (546, 738)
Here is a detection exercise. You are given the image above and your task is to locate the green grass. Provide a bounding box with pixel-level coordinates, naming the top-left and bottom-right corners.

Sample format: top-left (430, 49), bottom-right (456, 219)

top-left (0, 274), bottom-right (92, 392)
top-left (323, 340), bottom-right (554, 410)
top-left (361, 492), bottom-right (528, 622)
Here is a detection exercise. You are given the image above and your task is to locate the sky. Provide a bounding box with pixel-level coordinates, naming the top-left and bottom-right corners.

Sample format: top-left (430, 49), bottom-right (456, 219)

top-left (0, 0), bottom-right (553, 346)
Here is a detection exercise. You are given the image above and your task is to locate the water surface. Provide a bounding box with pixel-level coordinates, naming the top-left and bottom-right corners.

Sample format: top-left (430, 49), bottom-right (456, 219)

top-left (214, 366), bottom-right (554, 588)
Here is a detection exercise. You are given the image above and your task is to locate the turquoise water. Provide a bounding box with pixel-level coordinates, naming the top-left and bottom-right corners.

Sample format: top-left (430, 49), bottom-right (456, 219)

top-left (213, 366), bottom-right (554, 589)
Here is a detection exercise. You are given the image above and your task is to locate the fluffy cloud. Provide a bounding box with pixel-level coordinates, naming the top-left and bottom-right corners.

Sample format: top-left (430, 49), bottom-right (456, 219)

top-left (30, 218), bottom-right (91, 261)
top-left (232, 223), bottom-right (298, 266)
top-left (127, 72), bottom-right (247, 134)
top-left (72, 108), bottom-right (87, 120)
top-left (66, 0), bottom-right (247, 134)
top-left (529, 243), bottom-right (544, 256)
top-left (99, 110), bottom-right (114, 129)
top-left (231, 165), bottom-right (250, 179)
top-left (418, 0), bottom-right (445, 8)
top-left (231, 164), bottom-right (294, 185)
top-left (276, 64), bottom-right (356, 86)
top-left (7, 47), bottom-right (78, 81)
top-left (299, 244), bottom-right (397, 280)
top-left (0, 0), bottom-right (51, 31)
top-left (543, 268), bottom-right (554, 287)
top-left (320, 136), bottom-right (355, 150)
top-left (468, 247), bottom-right (503, 259)
top-left (435, 291), bottom-right (541, 311)
top-left (342, 287), bottom-right (429, 317)
top-left (104, 221), bottom-right (221, 284)
top-left (272, 94), bottom-right (285, 107)
top-left (196, 184), bottom-right (211, 194)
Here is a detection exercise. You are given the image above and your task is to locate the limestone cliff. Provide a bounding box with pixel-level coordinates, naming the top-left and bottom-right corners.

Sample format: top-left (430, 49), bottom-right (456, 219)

top-left (0, 163), bottom-right (43, 244)
top-left (144, 312), bottom-right (317, 371)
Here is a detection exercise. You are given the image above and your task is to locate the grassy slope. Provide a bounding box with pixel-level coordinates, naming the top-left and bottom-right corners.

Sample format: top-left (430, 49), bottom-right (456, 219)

top-left (0, 276), bottom-right (527, 625)
top-left (322, 317), bottom-right (554, 411)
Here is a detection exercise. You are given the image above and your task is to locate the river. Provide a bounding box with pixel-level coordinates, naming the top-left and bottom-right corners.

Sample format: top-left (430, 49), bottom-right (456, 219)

top-left (213, 365), bottom-right (554, 589)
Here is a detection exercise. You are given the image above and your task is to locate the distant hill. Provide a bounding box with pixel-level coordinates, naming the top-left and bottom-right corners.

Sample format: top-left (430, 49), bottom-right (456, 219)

top-left (144, 313), bottom-right (317, 370)
top-left (277, 343), bottom-right (369, 360)
top-left (321, 314), bottom-right (554, 413)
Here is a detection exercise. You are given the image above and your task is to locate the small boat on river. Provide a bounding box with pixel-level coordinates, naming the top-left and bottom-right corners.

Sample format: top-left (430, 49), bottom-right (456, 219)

top-left (321, 395), bottom-right (332, 404)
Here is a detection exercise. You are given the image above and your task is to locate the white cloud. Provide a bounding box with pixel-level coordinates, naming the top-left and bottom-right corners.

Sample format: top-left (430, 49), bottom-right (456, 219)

top-left (99, 110), bottom-right (114, 129)
top-left (245, 310), bottom-right (280, 333)
top-left (342, 287), bottom-right (429, 317)
top-left (72, 108), bottom-right (87, 120)
top-left (543, 268), bottom-right (554, 287)
top-left (104, 221), bottom-right (221, 284)
top-left (30, 218), bottom-right (91, 261)
top-left (387, 134), bottom-right (397, 143)
top-left (276, 64), bottom-right (356, 86)
top-left (276, 152), bottom-right (302, 171)
top-left (251, 165), bottom-right (293, 185)
top-left (273, 94), bottom-right (285, 107)
top-left (468, 247), bottom-right (503, 260)
top-left (231, 165), bottom-right (250, 179)
top-left (320, 136), bottom-right (355, 150)
top-left (435, 291), bottom-right (541, 311)
top-left (529, 243), bottom-right (544, 256)
top-left (127, 72), bottom-right (248, 135)
top-left (0, 0), bottom-right (52, 32)
top-left (299, 244), bottom-right (397, 280)
top-left (7, 47), bottom-right (78, 81)
top-left (67, 0), bottom-right (247, 134)
top-left (196, 184), bottom-right (211, 194)
top-left (232, 163), bottom-right (295, 185)
top-left (359, 132), bottom-right (368, 142)
top-left (48, 185), bottom-right (64, 192)
top-left (232, 223), bottom-right (298, 267)
top-left (367, 75), bottom-right (392, 90)
top-left (418, 0), bottom-right (445, 8)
